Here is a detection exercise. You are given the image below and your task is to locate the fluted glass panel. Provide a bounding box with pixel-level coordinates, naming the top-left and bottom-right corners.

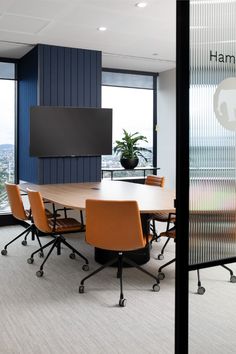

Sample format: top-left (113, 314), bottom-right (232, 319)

top-left (189, 0), bottom-right (236, 266)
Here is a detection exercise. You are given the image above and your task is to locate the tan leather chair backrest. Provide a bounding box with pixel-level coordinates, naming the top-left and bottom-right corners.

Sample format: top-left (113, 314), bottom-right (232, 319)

top-left (85, 199), bottom-right (145, 251)
top-left (145, 175), bottom-right (165, 188)
top-left (5, 182), bottom-right (27, 221)
top-left (27, 189), bottom-right (52, 233)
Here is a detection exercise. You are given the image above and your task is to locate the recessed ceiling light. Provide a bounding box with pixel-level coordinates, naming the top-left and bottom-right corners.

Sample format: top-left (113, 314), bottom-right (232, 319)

top-left (97, 26), bottom-right (107, 32)
top-left (135, 2), bottom-right (147, 8)
top-left (152, 53), bottom-right (158, 56)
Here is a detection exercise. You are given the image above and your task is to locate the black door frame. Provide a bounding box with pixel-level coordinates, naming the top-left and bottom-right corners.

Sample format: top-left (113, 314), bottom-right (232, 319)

top-left (175, 1), bottom-right (190, 353)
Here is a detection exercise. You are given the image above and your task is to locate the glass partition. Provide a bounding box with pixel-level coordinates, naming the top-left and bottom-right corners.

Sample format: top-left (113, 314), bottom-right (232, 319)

top-left (189, 0), bottom-right (236, 267)
top-left (189, 1), bottom-right (236, 352)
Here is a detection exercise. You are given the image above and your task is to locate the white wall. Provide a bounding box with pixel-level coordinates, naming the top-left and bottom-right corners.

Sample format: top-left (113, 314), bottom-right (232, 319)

top-left (157, 69), bottom-right (176, 189)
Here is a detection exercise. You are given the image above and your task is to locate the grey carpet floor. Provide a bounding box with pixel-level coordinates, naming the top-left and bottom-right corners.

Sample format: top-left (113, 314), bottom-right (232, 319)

top-left (0, 225), bottom-right (236, 354)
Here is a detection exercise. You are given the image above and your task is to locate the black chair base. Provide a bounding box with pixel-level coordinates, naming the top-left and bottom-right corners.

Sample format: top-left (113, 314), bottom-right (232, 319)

top-left (94, 245), bottom-right (150, 266)
top-left (79, 252), bottom-right (160, 307)
top-left (1, 224), bottom-right (43, 256)
top-left (27, 234), bottom-right (89, 276)
top-left (196, 265), bottom-right (236, 295)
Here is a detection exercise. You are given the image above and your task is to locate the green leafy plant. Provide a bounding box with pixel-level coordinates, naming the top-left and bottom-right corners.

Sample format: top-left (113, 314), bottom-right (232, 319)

top-left (114, 129), bottom-right (151, 161)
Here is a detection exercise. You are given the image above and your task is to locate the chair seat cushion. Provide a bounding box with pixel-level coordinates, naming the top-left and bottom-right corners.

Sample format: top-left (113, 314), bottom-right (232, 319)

top-left (151, 212), bottom-right (176, 223)
top-left (49, 218), bottom-right (84, 233)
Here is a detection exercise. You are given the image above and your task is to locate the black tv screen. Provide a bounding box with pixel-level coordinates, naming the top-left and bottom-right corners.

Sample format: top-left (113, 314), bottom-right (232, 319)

top-left (30, 106), bottom-right (112, 157)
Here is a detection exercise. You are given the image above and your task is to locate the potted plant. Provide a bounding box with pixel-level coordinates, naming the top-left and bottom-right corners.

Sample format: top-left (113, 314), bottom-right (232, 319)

top-left (114, 129), bottom-right (151, 169)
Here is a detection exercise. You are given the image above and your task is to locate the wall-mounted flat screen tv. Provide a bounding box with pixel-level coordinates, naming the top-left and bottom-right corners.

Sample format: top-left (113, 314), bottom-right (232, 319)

top-left (30, 106), bottom-right (112, 157)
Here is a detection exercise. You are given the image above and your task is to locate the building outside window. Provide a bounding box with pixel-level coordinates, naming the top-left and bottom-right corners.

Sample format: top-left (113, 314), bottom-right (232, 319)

top-left (0, 62), bottom-right (16, 213)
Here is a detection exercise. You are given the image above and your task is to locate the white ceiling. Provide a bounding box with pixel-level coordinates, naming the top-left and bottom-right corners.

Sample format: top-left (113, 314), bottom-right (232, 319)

top-left (0, 0), bottom-right (176, 73)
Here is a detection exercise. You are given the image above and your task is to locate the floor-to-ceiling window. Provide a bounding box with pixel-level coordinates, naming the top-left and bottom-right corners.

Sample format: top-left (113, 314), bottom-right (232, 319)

top-left (0, 62), bottom-right (16, 214)
top-left (102, 70), bottom-right (157, 178)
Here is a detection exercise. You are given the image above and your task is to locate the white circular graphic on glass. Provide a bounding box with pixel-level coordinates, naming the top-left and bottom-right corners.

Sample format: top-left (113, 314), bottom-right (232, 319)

top-left (213, 77), bottom-right (236, 131)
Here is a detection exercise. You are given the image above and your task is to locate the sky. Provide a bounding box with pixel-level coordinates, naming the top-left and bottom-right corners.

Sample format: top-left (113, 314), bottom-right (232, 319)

top-left (0, 80), bottom-right (15, 145)
top-left (102, 86), bottom-right (153, 148)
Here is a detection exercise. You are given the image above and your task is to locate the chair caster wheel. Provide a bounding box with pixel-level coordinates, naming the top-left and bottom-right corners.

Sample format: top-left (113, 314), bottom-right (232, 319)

top-left (38, 252), bottom-right (44, 258)
top-left (79, 285), bottom-right (84, 293)
top-left (119, 298), bottom-right (127, 307)
top-left (69, 253), bottom-right (76, 259)
top-left (82, 264), bottom-right (89, 271)
top-left (1, 249), bottom-right (7, 256)
top-left (197, 286), bottom-right (205, 295)
top-left (27, 257), bottom-right (34, 264)
top-left (153, 283), bottom-right (160, 292)
top-left (21, 240), bottom-right (27, 246)
top-left (157, 254), bottom-right (164, 260)
top-left (230, 275), bottom-right (236, 283)
top-left (157, 272), bottom-right (165, 280)
top-left (36, 270), bottom-right (44, 277)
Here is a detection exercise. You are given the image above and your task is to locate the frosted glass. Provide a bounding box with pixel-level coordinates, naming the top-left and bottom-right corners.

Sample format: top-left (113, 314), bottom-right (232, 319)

top-left (189, 0), bottom-right (236, 266)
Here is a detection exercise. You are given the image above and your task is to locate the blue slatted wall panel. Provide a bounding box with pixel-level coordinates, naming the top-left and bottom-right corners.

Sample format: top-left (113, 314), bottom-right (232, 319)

top-left (38, 44), bottom-right (102, 184)
top-left (18, 44), bottom-right (102, 184)
top-left (18, 47), bottom-right (39, 183)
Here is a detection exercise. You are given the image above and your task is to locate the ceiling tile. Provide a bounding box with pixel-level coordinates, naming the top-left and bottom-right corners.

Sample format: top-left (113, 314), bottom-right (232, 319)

top-left (0, 0), bottom-right (15, 13)
top-left (0, 14), bottom-right (50, 34)
top-left (6, 0), bottom-right (70, 20)
top-left (0, 0), bottom-right (176, 72)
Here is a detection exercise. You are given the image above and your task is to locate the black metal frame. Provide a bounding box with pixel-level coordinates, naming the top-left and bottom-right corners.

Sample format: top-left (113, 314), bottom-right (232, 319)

top-left (79, 250), bottom-right (160, 306)
top-left (1, 222), bottom-right (43, 256)
top-left (175, 1), bottom-right (190, 353)
top-left (27, 225), bottom-right (89, 276)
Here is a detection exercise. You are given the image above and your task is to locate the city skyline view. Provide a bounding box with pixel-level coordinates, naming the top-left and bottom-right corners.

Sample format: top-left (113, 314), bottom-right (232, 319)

top-left (0, 80), bottom-right (15, 145)
top-left (0, 79), bottom-right (15, 212)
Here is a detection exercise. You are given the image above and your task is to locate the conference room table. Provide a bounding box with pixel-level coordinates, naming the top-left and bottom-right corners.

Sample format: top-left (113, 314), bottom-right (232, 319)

top-left (20, 180), bottom-right (175, 265)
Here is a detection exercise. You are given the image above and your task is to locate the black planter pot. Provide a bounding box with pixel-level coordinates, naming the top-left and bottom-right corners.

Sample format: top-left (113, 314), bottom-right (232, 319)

top-left (120, 158), bottom-right (139, 169)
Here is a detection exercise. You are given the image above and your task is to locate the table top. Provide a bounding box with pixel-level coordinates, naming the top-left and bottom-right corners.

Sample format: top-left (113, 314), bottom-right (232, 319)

top-left (20, 180), bottom-right (175, 214)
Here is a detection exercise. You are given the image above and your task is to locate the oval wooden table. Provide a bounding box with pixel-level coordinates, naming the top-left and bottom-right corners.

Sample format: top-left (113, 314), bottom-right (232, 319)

top-left (20, 181), bottom-right (175, 265)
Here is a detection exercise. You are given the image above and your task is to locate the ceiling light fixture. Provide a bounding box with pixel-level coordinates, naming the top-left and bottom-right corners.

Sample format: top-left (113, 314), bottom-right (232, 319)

top-left (97, 26), bottom-right (107, 32)
top-left (135, 2), bottom-right (147, 8)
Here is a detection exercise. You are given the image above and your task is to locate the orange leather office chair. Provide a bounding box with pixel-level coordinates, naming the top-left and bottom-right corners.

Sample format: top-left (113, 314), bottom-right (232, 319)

top-left (145, 175), bottom-right (176, 247)
top-left (27, 189), bottom-right (89, 277)
top-left (145, 175), bottom-right (165, 187)
top-left (78, 199), bottom-right (160, 307)
top-left (1, 183), bottom-right (44, 255)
